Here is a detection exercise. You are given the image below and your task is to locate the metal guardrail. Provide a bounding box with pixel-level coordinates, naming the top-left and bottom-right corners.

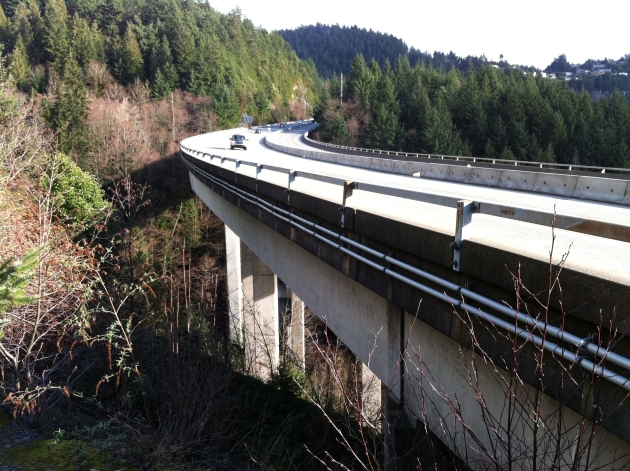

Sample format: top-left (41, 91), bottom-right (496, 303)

top-left (181, 144), bottom-right (630, 245)
top-left (180, 145), bottom-right (630, 391)
top-left (263, 130), bottom-right (630, 205)
top-left (304, 133), bottom-right (630, 177)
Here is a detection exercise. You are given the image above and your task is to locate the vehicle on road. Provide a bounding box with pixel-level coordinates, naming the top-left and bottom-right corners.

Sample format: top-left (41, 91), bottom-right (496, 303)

top-left (230, 134), bottom-right (247, 150)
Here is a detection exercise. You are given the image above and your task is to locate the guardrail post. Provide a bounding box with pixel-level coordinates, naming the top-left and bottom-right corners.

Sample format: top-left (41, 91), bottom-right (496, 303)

top-left (255, 164), bottom-right (262, 192)
top-left (287, 170), bottom-right (296, 205)
top-left (452, 200), bottom-right (474, 271)
top-left (340, 181), bottom-right (354, 228)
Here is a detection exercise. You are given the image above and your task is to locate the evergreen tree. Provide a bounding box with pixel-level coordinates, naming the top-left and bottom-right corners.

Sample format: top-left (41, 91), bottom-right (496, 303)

top-left (9, 2), bottom-right (33, 54)
top-left (500, 146), bottom-right (515, 160)
top-left (70, 13), bottom-right (104, 68)
top-left (253, 89), bottom-right (269, 124)
top-left (24, 0), bottom-right (44, 62)
top-left (43, 0), bottom-right (69, 70)
top-left (423, 92), bottom-right (461, 155)
top-left (0, 0), bottom-right (18, 18)
top-left (365, 61), bottom-right (401, 150)
top-left (545, 54), bottom-right (571, 73)
top-left (172, 21), bottom-right (195, 89)
top-left (0, 249), bottom-right (40, 315)
top-left (404, 81), bottom-right (431, 151)
top-left (97, 0), bottom-right (123, 37)
top-left (0, 52), bottom-right (18, 121)
top-left (329, 111), bottom-right (350, 144)
top-left (0, 4), bottom-right (9, 46)
top-left (346, 54), bottom-right (375, 107)
top-left (394, 55), bottom-right (414, 125)
top-left (43, 54), bottom-right (87, 154)
top-left (452, 67), bottom-right (487, 156)
top-left (8, 35), bottom-right (29, 91)
top-left (211, 83), bottom-right (240, 129)
top-left (601, 90), bottom-right (630, 168)
top-left (149, 35), bottom-right (177, 97)
top-left (488, 115), bottom-right (509, 157)
top-left (151, 68), bottom-right (170, 98)
top-left (44, 151), bottom-right (108, 229)
top-left (112, 24), bottom-right (143, 84)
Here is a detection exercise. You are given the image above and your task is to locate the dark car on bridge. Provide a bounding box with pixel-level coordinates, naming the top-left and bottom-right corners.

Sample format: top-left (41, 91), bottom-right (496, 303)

top-left (230, 134), bottom-right (247, 150)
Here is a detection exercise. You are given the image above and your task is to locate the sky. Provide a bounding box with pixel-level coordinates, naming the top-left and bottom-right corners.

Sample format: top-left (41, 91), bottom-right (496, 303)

top-left (211, 0), bottom-right (629, 70)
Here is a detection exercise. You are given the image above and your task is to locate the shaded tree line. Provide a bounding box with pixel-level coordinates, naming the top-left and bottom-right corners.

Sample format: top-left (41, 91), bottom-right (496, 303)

top-left (315, 55), bottom-right (630, 168)
top-left (279, 23), bottom-right (407, 78)
top-left (278, 23), bottom-right (492, 79)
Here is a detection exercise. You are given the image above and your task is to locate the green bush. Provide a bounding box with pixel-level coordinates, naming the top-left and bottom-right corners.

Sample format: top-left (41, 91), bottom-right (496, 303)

top-left (43, 152), bottom-right (109, 230)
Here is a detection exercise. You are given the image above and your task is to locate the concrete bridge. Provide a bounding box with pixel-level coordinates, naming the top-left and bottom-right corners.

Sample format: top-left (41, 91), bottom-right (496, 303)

top-left (180, 124), bottom-right (630, 470)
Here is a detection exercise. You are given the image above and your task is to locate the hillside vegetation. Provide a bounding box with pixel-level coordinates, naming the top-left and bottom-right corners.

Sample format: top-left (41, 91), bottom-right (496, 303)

top-left (314, 56), bottom-right (630, 168)
top-left (0, 0), bottom-right (319, 157)
top-left (0, 0), bottom-right (372, 468)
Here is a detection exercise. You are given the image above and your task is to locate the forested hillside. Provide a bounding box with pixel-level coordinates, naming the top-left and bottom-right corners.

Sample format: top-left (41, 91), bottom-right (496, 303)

top-left (314, 55), bottom-right (630, 168)
top-left (0, 0), bottom-right (319, 153)
top-left (280, 23), bottom-right (406, 77)
top-left (279, 23), bottom-right (510, 78)
top-left (0, 1), bottom-right (365, 469)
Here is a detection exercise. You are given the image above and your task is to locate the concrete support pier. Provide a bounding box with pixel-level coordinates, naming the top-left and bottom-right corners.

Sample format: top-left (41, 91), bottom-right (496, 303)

top-left (286, 291), bottom-right (306, 369)
top-left (226, 226), bottom-right (279, 379)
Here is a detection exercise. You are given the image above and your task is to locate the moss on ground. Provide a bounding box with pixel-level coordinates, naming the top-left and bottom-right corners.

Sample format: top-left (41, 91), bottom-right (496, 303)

top-left (1, 438), bottom-right (139, 471)
top-left (0, 410), bottom-right (11, 427)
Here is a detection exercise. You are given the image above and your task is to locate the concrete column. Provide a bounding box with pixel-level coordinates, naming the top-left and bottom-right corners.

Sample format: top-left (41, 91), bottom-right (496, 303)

top-left (275, 281), bottom-right (305, 370)
top-left (240, 241), bottom-right (279, 379)
top-left (225, 225), bottom-right (280, 379)
top-left (361, 363), bottom-right (382, 428)
top-left (383, 389), bottom-right (421, 471)
top-left (287, 292), bottom-right (306, 369)
top-left (382, 307), bottom-right (422, 471)
top-left (225, 225), bottom-right (243, 343)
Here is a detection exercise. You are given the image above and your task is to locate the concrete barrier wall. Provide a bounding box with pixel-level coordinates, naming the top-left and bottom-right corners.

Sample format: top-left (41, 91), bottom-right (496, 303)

top-left (265, 134), bottom-right (630, 206)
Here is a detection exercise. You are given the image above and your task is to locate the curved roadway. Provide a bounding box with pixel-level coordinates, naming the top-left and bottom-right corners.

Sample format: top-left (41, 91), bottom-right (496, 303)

top-left (182, 125), bottom-right (630, 286)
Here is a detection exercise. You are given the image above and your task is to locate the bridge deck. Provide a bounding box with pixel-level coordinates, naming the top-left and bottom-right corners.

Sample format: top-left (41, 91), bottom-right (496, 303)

top-left (182, 128), bottom-right (630, 286)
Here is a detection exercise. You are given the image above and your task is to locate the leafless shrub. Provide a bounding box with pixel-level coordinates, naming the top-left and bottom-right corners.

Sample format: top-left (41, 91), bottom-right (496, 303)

top-left (87, 98), bottom-right (157, 180)
top-left (144, 267), bottom-right (251, 469)
top-left (295, 313), bottom-right (385, 470)
top-left (0, 62), bottom-right (54, 182)
top-left (0, 156), bottom-right (100, 419)
top-left (104, 80), bottom-right (128, 102)
top-left (85, 60), bottom-right (113, 97)
top-left (128, 77), bottom-right (149, 104)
